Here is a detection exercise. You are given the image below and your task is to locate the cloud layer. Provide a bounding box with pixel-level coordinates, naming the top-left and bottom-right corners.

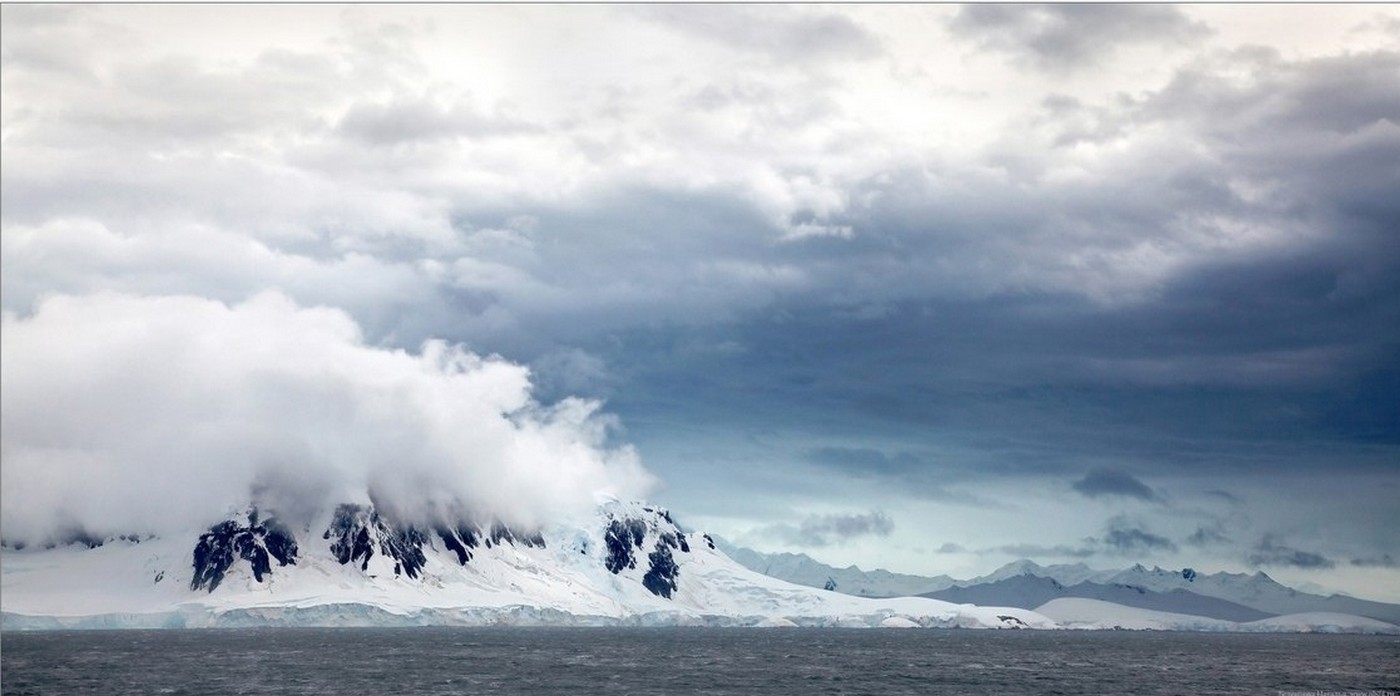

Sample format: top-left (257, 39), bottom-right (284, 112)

top-left (0, 292), bottom-right (653, 543)
top-left (2, 5), bottom-right (1398, 598)
top-left (759, 511), bottom-right (895, 548)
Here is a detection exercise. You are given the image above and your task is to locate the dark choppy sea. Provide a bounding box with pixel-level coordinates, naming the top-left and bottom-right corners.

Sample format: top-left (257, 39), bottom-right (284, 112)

top-left (3, 627), bottom-right (1398, 695)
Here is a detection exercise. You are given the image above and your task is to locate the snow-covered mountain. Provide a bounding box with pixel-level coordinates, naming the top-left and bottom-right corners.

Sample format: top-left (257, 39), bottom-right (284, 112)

top-left (923, 575), bottom-right (1273, 622)
top-left (719, 549), bottom-right (1124, 598)
top-left (990, 561), bottom-right (1400, 625)
top-left (7, 504), bottom-right (1395, 633)
top-left (1093, 564), bottom-right (1400, 625)
top-left (721, 547), bottom-right (1400, 631)
top-left (965, 559), bottom-right (1119, 587)
top-left (1037, 598), bottom-right (1399, 634)
top-left (713, 538), bottom-right (959, 597)
top-left (0, 502), bottom-right (1048, 631)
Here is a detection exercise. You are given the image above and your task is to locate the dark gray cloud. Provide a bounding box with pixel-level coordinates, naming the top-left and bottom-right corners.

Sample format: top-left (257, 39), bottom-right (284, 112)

top-left (1203, 490), bottom-right (1242, 505)
top-left (993, 543), bottom-right (1097, 559)
top-left (991, 518), bottom-right (1177, 559)
top-left (761, 511), bottom-right (894, 547)
top-left (1186, 525), bottom-right (1231, 547)
top-left (1351, 554), bottom-right (1398, 568)
top-left (600, 49), bottom-right (1400, 496)
top-left (948, 4), bottom-right (1208, 70)
top-left (1248, 536), bottom-right (1336, 570)
top-left (1101, 525), bottom-right (1178, 554)
top-left (1072, 469), bottom-right (1160, 502)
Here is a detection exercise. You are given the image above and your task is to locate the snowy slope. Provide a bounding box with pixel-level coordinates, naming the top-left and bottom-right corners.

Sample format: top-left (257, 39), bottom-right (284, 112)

top-left (714, 539), bottom-right (959, 597)
top-left (1036, 598), bottom-right (1400, 634)
top-left (0, 502), bottom-right (1048, 631)
top-left (1096, 564), bottom-right (1400, 625)
top-left (923, 575), bottom-right (1273, 622)
top-left (931, 560), bottom-right (1400, 626)
top-left (716, 548), bottom-right (1400, 632)
top-left (967, 560), bottom-right (1116, 587)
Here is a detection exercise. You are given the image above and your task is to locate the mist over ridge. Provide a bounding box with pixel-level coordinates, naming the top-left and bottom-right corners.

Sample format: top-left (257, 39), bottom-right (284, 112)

top-left (0, 291), bottom-right (655, 545)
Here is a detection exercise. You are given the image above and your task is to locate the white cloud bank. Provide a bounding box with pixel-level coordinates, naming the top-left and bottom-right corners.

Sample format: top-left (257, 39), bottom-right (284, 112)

top-left (0, 292), bottom-right (655, 544)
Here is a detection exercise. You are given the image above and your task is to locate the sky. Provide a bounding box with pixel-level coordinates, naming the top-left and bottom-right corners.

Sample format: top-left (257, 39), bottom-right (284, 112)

top-left (2, 5), bottom-right (1399, 601)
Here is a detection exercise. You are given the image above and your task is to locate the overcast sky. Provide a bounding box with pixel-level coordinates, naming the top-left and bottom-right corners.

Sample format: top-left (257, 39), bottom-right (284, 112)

top-left (3, 5), bottom-right (1398, 601)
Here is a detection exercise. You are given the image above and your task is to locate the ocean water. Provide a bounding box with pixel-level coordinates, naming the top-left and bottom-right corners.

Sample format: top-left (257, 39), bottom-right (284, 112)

top-left (2, 627), bottom-right (1398, 695)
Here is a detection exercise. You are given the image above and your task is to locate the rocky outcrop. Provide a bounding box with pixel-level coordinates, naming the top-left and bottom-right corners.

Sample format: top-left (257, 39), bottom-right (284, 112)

top-left (602, 506), bottom-right (691, 598)
top-left (191, 509), bottom-right (298, 592)
top-left (323, 504), bottom-right (428, 579)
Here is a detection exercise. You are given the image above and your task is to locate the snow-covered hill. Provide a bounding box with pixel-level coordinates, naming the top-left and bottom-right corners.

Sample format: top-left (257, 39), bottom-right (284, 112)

top-left (719, 548), bottom-right (1400, 632)
top-left (1095, 564), bottom-right (1400, 625)
top-left (1037, 598), bottom-right (1400, 634)
top-left (0, 502), bottom-right (1048, 631)
top-left (923, 575), bottom-right (1274, 622)
top-left (713, 539), bottom-right (959, 597)
top-left (965, 559), bottom-right (1117, 587)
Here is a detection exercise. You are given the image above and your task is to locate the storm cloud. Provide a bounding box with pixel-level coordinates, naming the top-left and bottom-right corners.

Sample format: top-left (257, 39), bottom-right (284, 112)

top-left (761, 511), bottom-right (895, 548)
top-left (1101, 525), bottom-right (1179, 554)
top-left (2, 5), bottom-right (1397, 599)
top-left (1072, 469), bottom-right (1160, 502)
top-left (989, 518), bottom-right (1179, 560)
top-left (1248, 536), bottom-right (1337, 570)
top-left (948, 4), bottom-right (1208, 70)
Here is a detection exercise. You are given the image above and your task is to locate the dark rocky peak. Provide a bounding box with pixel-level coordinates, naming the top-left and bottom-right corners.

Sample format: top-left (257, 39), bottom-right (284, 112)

top-left (322, 504), bottom-right (427, 579)
top-left (644, 506), bottom-right (677, 526)
top-left (435, 522), bottom-right (480, 566)
top-left (191, 508), bottom-right (298, 593)
top-left (432, 517), bottom-right (546, 568)
top-left (601, 505), bottom-right (692, 599)
top-left (604, 517), bottom-right (647, 574)
top-left (485, 521), bottom-right (545, 549)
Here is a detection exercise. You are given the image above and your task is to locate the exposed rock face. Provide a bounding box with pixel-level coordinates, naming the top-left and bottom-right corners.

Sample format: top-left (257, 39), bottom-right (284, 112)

top-left (321, 503), bottom-right (548, 579)
top-left (604, 518), bottom-right (647, 574)
top-left (187, 501), bottom-right (689, 600)
top-left (643, 545), bottom-right (679, 598)
top-left (434, 518), bottom-right (545, 567)
top-left (323, 504), bottom-right (429, 579)
top-left (603, 506), bottom-right (691, 598)
top-left (435, 522), bottom-right (480, 565)
top-left (191, 509), bottom-right (298, 592)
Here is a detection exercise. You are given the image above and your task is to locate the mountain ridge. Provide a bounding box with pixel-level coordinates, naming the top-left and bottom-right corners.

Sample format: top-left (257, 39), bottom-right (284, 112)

top-left (722, 545), bottom-right (1400, 625)
top-left (0, 501), bottom-right (1050, 631)
top-left (922, 574), bottom-right (1274, 623)
top-left (5, 507), bottom-right (1396, 633)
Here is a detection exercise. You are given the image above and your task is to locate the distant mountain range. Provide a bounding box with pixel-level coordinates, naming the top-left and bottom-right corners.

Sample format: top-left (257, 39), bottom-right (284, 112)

top-left (721, 545), bottom-right (1400, 626)
top-left (713, 538), bottom-right (959, 597)
top-left (923, 575), bottom-right (1272, 623)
